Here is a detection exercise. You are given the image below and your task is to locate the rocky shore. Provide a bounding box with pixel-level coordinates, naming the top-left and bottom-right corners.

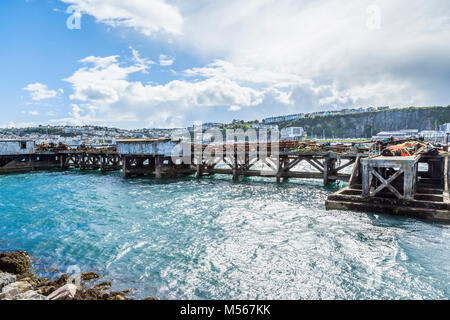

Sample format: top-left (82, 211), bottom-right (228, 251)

top-left (0, 250), bottom-right (154, 300)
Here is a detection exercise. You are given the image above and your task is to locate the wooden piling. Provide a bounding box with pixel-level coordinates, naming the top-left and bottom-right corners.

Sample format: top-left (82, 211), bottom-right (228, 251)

top-left (323, 157), bottom-right (329, 186)
top-left (232, 153), bottom-right (239, 181)
top-left (155, 156), bottom-right (163, 179)
top-left (196, 163), bottom-right (203, 178)
top-left (122, 156), bottom-right (129, 178)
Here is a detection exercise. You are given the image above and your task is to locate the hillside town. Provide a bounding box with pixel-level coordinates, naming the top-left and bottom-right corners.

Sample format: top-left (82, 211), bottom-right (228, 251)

top-left (0, 125), bottom-right (178, 147)
top-left (1, 106), bottom-right (449, 146)
top-left (261, 106), bottom-right (391, 124)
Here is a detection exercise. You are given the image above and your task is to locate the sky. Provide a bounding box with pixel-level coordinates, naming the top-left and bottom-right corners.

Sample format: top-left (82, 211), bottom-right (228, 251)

top-left (0, 0), bottom-right (449, 129)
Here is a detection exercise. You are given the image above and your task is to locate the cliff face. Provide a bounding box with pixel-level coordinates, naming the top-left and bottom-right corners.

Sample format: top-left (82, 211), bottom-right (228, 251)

top-left (284, 106), bottom-right (450, 138)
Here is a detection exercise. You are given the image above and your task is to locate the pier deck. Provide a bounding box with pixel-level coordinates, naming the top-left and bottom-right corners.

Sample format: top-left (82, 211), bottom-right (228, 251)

top-left (1, 138), bottom-right (449, 222)
top-left (326, 154), bottom-right (450, 222)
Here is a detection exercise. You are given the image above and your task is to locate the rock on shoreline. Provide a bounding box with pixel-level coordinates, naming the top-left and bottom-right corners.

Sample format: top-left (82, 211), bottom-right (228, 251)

top-left (0, 250), bottom-right (153, 300)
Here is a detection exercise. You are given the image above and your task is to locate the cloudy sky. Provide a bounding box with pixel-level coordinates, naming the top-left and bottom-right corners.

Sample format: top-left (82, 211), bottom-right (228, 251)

top-left (1, 0), bottom-right (449, 128)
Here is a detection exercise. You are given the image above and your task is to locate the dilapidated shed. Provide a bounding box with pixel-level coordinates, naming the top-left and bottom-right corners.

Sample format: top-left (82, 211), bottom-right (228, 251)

top-left (116, 138), bottom-right (180, 157)
top-left (0, 139), bottom-right (36, 155)
top-left (117, 138), bottom-right (189, 178)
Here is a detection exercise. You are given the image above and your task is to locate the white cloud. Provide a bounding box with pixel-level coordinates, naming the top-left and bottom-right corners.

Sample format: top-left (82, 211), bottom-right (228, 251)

top-left (159, 54), bottom-right (174, 66)
top-left (57, 0), bottom-right (450, 122)
top-left (58, 49), bottom-right (426, 129)
top-left (60, 0), bottom-right (183, 35)
top-left (176, 0), bottom-right (449, 113)
top-left (46, 111), bottom-right (57, 117)
top-left (0, 121), bottom-right (39, 129)
top-left (180, 0), bottom-right (450, 74)
top-left (60, 51), bottom-right (310, 127)
top-left (55, 45), bottom-right (436, 128)
top-left (23, 83), bottom-right (59, 101)
top-left (21, 110), bottom-right (42, 116)
top-left (130, 46), bottom-right (155, 71)
top-left (228, 105), bottom-right (241, 111)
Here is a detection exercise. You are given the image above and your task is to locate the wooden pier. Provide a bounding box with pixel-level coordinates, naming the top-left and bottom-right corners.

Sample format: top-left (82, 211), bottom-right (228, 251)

top-left (117, 139), bottom-right (359, 182)
top-left (1, 138), bottom-right (449, 222)
top-left (326, 154), bottom-right (450, 222)
top-left (0, 139), bottom-right (359, 183)
top-left (192, 151), bottom-right (357, 184)
top-left (59, 151), bottom-right (122, 172)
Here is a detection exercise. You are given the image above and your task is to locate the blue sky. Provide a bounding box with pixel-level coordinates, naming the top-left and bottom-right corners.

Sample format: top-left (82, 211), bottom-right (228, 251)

top-left (1, 0), bottom-right (449, 129)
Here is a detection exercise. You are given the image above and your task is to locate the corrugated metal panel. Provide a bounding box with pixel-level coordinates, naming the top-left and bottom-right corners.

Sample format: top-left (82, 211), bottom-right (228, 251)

top-left (0, 141), bottom-right (36, 155)
top-left (117, 140), bottom-right (180, 156)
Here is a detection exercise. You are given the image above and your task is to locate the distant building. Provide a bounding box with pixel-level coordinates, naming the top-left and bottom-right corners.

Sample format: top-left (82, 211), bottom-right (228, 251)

top-left (372, 129), bottom-right (418, 139)
top-left (373, 131), bottom-right (405, 139)
top-left (440, 123), bottom-right (450, 133)
top-left (419, 130), bottom-right (445, 140)
top-left (187, 122), bottom-right (223, 132)
top-left (284, 113), bottom-right (304, 121)
top-left (280, 127), bottom-right (305, 141)
top-left (63, 128), bottom-right (82, 134)
top-left (262, 116), bottom-right (285, 124)
top-left (399, 129), bottom-right (419, 137)
top-left (251, 124), bottom-right (279, 130)
top-left (202, 122), bottom-right (223, 131)
top-left (116, 138), bottom-right (178, 157)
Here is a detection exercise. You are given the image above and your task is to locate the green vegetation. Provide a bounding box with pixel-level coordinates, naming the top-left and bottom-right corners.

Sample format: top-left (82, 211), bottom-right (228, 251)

top-left (217, 106), bottom-right (450, 139)
top-left (280, 106), bottom-right (450, 138)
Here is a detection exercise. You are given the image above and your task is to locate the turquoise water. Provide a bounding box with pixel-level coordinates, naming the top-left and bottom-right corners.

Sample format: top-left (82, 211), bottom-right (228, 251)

top-left (0, 171), bottom-right (449, 299)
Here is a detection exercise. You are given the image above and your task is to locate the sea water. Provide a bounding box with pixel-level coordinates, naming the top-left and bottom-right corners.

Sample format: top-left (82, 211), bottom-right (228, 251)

top-left (0, 171), bottom-right (448, 299)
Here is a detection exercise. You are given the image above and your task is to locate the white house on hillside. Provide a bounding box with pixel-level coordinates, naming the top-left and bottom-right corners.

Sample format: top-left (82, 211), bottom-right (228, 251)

top-left (440, 123), bottom-right (450, 133)
top-left (280, 127), bottom-right (305, 141)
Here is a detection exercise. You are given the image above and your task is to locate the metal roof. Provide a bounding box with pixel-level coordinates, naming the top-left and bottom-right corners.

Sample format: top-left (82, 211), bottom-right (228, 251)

top-left (116, 138), bottom-right (172, 143)
top-left (0, 139), bottom-right (35, 142)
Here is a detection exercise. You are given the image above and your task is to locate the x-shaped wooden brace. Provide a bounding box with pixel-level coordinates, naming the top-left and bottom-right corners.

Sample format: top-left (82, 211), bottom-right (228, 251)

top-left (370, 167), bottom-right (404, 199)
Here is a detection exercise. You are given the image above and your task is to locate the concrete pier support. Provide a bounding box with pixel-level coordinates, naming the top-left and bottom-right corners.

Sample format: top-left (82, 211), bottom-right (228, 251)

top-left (122, 156), bottom-right (129, 178)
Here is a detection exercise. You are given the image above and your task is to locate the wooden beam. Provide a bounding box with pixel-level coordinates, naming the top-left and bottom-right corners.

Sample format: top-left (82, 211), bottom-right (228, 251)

top-left (348, 156), bottom-right (360, 187)
top-left (334, 159), bottom-right (355, 172)
top-left (370, 167), bottom-right (404, 199)
top-left (444, 156), bottom-right (449, 203)
top-left (362, 162), bottom-right (370, 197)
top-left (284, 157), bottom-right (304, 171)
top-left (305, 158), bottom-right (324, 173)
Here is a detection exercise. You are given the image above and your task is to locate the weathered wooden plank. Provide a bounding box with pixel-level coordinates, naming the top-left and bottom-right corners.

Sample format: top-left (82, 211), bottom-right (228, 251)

top-left (325, 200), bottom-right (450, 222)
top-left (348, 156), bottom-right (360, 187)
top-left (370, 167), bottom-right (404, 198)
top-left (444, 156), bottom-right (449, 203)
top-left (327, 187), bottom-right (449, 210)
top-left (334, 159), bottom-right (355, 173)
